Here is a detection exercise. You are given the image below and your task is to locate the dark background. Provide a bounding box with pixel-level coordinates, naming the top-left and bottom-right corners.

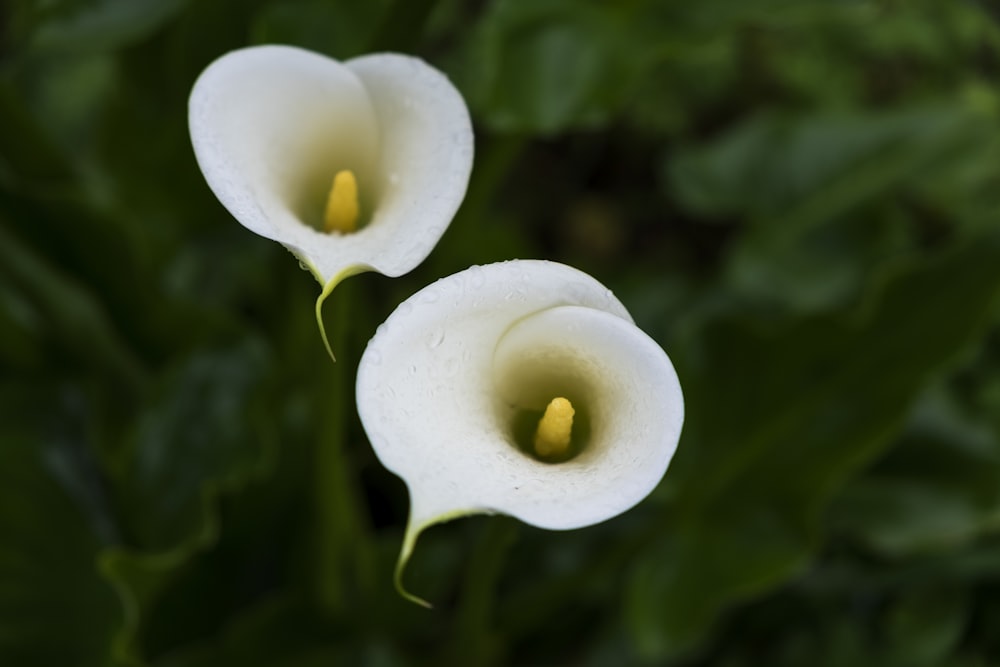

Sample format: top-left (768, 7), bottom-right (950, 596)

top-left (2, 0), bottom-right (1000, 665)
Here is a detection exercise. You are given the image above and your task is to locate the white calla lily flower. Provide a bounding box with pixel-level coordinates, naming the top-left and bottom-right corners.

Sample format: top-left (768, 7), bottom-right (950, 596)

top-left (188, 45), bottom-right (473, 355)
top-left (356, 260), bottom-right (684, 606)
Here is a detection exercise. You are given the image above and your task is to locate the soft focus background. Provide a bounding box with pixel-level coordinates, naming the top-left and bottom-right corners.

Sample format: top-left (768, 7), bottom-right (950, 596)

top-left (3, 0), bottom-right (1000, 665)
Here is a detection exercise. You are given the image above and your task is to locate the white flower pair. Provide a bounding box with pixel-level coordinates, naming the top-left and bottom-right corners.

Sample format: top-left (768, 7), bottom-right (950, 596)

top-left (189, 45), bottom-right (684, 605)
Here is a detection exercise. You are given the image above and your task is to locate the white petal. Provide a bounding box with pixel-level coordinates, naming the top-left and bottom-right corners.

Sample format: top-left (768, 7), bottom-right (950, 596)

top-left (491, 305), bottom-right (684, 528)
top-left (189, 45), bottom-right (472, 286)
top-left (356, 260), bottom-right (683, 602)
top-left (345, 53), bottom-right (474, 279)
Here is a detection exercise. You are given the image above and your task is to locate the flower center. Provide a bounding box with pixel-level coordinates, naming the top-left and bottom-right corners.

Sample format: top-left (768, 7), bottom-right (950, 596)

top-left (324, 169), bottom-right (360, 233)
top-left (506, 394), bottom-right (590, 464)
top-left (534, 397), bottom-right (575, 458)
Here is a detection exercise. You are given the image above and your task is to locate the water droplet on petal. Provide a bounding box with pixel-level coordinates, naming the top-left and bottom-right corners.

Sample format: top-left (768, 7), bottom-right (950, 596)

top-left (469, 265), bottom-right (486, 289)
top-left (428, 329), bottom-right (445, 349)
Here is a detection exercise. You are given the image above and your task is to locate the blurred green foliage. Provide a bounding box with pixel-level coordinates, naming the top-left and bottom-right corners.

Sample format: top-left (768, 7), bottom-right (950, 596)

top-left (2, 0), bottom-right (1000, 665)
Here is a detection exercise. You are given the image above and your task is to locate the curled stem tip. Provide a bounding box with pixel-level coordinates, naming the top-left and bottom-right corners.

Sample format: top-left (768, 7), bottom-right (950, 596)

top-left (395, 520), bottom-right (433, 608)
top-left (315, 280), bottom-right (339, 364)
top-left (313, 266), bottom-right (369, 364)
top-left (393, 509), bottom-right (475, 609)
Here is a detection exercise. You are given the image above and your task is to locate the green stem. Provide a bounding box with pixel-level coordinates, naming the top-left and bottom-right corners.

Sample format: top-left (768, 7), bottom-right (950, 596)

top-left (314, 279), bottom-right (375, 613)
top-left (444, 518), bottom-right (519, 665)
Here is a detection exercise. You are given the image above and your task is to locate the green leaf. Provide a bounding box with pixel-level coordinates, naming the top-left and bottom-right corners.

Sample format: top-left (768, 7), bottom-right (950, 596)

top-left (882, 584), bottom-right (969, 667)
top-left (0, 387), bottom-right (121, 667)
top-left (100, 340), bottom-right (276, 664)
top-left (0, 78), bottom-right (75, 183)
top-left (0, 220), bottom-right (144, 387)
top-left (721, 207), bottom-right (911, 313)
top-left (830, 386), bottom-right (1000, 557)
top-left (627, 235), bottom-right (1000, 659)
top-left (249, 0), bottom-right (391, 59)
top-left (18, 0), bottom-right (189, 55)
top-left (668, 105), bottom-right (979, 228)
top-left (455, 0), bottom-right (635, 134)
top-left (114, 340), bottom-right (273, 550)
top-left (667, 102), bottom-right (1000, 313)
top-left (151, 594), bottom-right (404, 667)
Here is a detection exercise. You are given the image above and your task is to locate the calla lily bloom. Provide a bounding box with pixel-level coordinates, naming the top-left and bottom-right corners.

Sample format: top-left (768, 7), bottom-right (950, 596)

top-left (188, 45), bottom-right (473, 355)
top-left (356, 260), bottom-right (684, 606)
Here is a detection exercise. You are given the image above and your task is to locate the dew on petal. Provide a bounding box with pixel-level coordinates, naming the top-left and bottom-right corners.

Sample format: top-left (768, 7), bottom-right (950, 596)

top-left (427, 329), bottom-right (445, 349)
top-left (468, 265), bottom-right (487, 289)
top-left (418, 288), bottom-right (440, 304)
